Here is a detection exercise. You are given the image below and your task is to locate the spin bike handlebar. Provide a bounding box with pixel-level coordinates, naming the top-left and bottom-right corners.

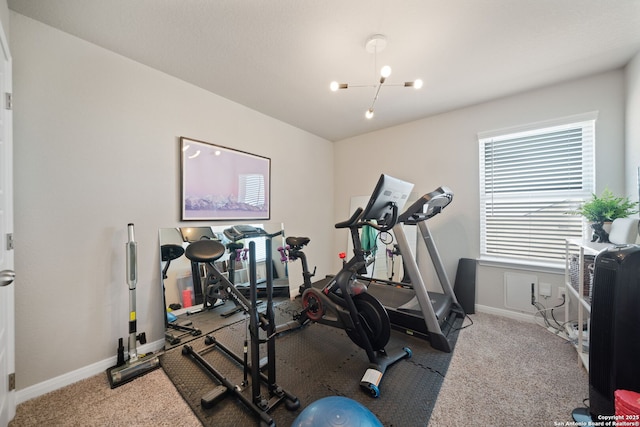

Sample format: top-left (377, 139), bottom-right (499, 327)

top-left (335, 207), bottom-right (364, 229)
top-left (334, 203), bottom-right (399, 233)
top-left (364, 203), bottom-right (399, 232)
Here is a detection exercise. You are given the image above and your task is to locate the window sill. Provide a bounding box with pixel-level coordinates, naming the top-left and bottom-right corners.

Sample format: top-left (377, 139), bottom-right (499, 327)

top-left (478, 256), bottom-right (564, 275)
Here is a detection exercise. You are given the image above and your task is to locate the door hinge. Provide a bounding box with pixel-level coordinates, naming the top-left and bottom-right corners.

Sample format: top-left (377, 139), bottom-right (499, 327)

top-left (8, 373), bottom-right (15, 391)
top-left (6, 233), bottom-right (13, 250)
top-left (5, 92), bottom-right (11, 110)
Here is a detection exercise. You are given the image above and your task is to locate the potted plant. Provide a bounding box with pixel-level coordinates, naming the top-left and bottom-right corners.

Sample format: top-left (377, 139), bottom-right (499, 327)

top-left (574, 189), bottom-right (638, 242)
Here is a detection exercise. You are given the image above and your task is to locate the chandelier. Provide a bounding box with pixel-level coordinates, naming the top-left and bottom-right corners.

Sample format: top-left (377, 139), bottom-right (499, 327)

top-left (330, 34), bottom-right (423, 119)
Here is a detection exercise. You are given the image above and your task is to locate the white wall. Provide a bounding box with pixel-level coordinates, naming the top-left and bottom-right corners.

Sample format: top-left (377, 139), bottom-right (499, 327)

top-left (10, 6), bottom-right (636, 398)
top-left (625, 51), bottom-right (640, 201)
top-left (10, 12), bottom-right (335, 391)
top-left (0, 1), bottom-right (8, 41)
top-left (334, 70), bottom-right (626, 319)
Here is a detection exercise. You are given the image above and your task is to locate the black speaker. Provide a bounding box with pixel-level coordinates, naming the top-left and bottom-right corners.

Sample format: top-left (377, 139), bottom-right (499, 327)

top-left (588, 244), bottom-right (640, 417)
top-left (453, 258), bottom-right (476, 314)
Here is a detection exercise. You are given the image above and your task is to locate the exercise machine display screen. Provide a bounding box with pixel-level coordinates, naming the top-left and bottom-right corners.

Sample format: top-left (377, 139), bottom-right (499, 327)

top-left (361, 174), bottom-right (414, 228)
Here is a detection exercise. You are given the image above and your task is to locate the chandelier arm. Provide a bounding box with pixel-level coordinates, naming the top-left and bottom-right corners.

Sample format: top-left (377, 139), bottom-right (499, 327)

top-left (373, 82), bottom-right (384, 103)
top-left (368, 80), bottom-right (384, 113)
top-left (345, 84), bottom-right (377, 88)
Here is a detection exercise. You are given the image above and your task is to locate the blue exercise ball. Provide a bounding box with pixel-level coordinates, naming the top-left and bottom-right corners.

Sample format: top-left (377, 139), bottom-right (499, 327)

top-left (292, 396), bottom-right (383, 427)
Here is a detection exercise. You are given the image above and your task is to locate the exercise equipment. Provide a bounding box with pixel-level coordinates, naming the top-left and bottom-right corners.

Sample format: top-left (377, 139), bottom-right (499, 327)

top-left (211, 241), bottom-right (250, 317)
top-left (280, 236), bottom-right (314, 297)
top-left (179, 227), bottom-right (217, 307)
top-left (181, 234), bottom-right (300, 427)
top-left (291, 396), bottom-right (383, 427)
top-left (282, 174), bottom-right (414, 397)
top-left (364, 187), bottom-right (465, 352)
top-left (200, 228), bottom-right (270, 318)
top-left (161, 244), bottom-right (202, 345)
top-left (223, 224), bottom-right (290, 298)
top-left (190, 238), bottom-right (250, 318)
top-left (107, 223), bottom-right (160, 388)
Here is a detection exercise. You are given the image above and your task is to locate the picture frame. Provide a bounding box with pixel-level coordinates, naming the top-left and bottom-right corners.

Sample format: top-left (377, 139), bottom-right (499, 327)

top-left (180, 137), bottom-right (270, 221)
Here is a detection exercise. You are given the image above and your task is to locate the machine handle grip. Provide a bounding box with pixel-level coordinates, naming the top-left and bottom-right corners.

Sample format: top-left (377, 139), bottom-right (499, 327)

top-left (126, 223), bottom-right (137, 290)
top-left (335, 207), bottom-right (364, 229)
top-left (364, 203), bottom-right (399, 232)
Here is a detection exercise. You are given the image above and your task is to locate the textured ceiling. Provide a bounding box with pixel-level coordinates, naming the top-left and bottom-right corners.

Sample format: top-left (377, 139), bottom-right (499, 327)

top-left (8, 0), bottom-right (640, 141)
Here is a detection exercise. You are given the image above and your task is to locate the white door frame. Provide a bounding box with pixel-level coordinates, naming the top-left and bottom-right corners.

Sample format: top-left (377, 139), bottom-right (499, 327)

top-left (0, 11), bottom-right (14, 426)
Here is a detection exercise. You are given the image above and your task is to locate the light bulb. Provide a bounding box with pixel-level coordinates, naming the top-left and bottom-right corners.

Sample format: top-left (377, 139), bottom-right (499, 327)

top-left (380, 65), bottom-right (392, 78)
top-left (365, 109), bottom-right (374, 119)
top-left (330, 82), bottom-right (348, 91)
top-left (405, 79), bottom-right (424, 89)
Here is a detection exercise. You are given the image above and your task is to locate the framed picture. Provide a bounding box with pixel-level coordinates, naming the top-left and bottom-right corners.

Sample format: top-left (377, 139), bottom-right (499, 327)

top-left (180, 137), bottom-right (270, 221)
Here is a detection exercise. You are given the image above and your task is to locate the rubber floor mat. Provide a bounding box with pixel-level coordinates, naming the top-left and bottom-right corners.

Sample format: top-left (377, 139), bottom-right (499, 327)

top-left (160, 298), bottom-right (463, 427)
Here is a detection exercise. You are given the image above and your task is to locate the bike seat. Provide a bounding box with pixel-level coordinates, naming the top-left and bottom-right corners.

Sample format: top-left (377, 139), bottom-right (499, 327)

top-left (161, 244), bottom-right (185, 262)
top-left (185, 239), bottom-right (226, 263)
top-left (286, 236), bottom-right (310, 248)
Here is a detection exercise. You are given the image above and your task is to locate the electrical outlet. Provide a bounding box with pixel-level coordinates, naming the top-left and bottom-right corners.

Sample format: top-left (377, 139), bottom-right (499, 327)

top-left (558, 287), bottom-right (566, 299)
top-left (539, 282), bottom-right (552, 298)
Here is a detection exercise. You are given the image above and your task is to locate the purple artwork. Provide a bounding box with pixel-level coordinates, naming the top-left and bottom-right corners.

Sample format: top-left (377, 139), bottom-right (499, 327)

top-left (181, 137), bottom-right (270, 220)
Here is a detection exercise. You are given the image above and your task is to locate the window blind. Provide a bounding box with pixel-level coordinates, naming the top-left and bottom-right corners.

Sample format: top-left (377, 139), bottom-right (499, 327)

top-left (239, 174), bottom-right (266, 208)
top-left (479, 117), bottom-right (595, 263)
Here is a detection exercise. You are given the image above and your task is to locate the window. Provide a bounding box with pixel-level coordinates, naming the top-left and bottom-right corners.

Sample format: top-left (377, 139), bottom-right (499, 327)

top-left (479, 113), bottom-right (596, 264)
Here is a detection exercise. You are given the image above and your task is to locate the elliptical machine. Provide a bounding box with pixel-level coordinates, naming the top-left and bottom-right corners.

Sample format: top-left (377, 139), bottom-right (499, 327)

top-left (181, 229), bottom-right (300, 426)
top-left (282, 174), bottom-right (415, 397)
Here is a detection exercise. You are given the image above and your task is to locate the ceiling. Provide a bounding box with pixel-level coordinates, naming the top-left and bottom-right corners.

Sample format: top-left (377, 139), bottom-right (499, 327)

top-left (8, 1), bottom-right (640, 142)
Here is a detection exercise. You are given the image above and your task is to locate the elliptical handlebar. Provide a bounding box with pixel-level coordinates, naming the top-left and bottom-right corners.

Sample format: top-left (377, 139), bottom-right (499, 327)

top-left (264, 229), bottom-right (284, 239)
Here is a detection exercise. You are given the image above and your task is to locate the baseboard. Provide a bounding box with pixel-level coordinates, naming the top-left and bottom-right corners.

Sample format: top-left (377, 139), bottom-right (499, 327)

top-left (475, 304), bottom-right (536, 323)
top-left (16, 338), bottom-right (165, 405)
top-left (14, 305), bottom-right (536, 404)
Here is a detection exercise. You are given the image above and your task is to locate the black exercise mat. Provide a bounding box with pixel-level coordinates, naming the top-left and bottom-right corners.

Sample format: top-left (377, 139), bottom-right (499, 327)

top-left (160, 299), bottom-right (463, 427)
top-left (164, 297), bottom-right (291, 350)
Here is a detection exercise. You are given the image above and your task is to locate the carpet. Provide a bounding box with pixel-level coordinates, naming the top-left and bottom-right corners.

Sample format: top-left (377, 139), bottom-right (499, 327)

top-left (160, 299), bottom-right (462, 427)
top-left (429, 312), bottom-right (589, 426)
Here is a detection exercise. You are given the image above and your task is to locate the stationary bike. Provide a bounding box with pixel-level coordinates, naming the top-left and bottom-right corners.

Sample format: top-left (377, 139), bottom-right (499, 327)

top-left (280, 236), bottom-right (314, 298)
top-left (283, 174), bottom-right (415, 397)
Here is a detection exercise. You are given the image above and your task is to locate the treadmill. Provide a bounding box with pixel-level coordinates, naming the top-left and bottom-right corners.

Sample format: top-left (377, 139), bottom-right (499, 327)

top-left (364, 186), bottom-right (464, 352)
